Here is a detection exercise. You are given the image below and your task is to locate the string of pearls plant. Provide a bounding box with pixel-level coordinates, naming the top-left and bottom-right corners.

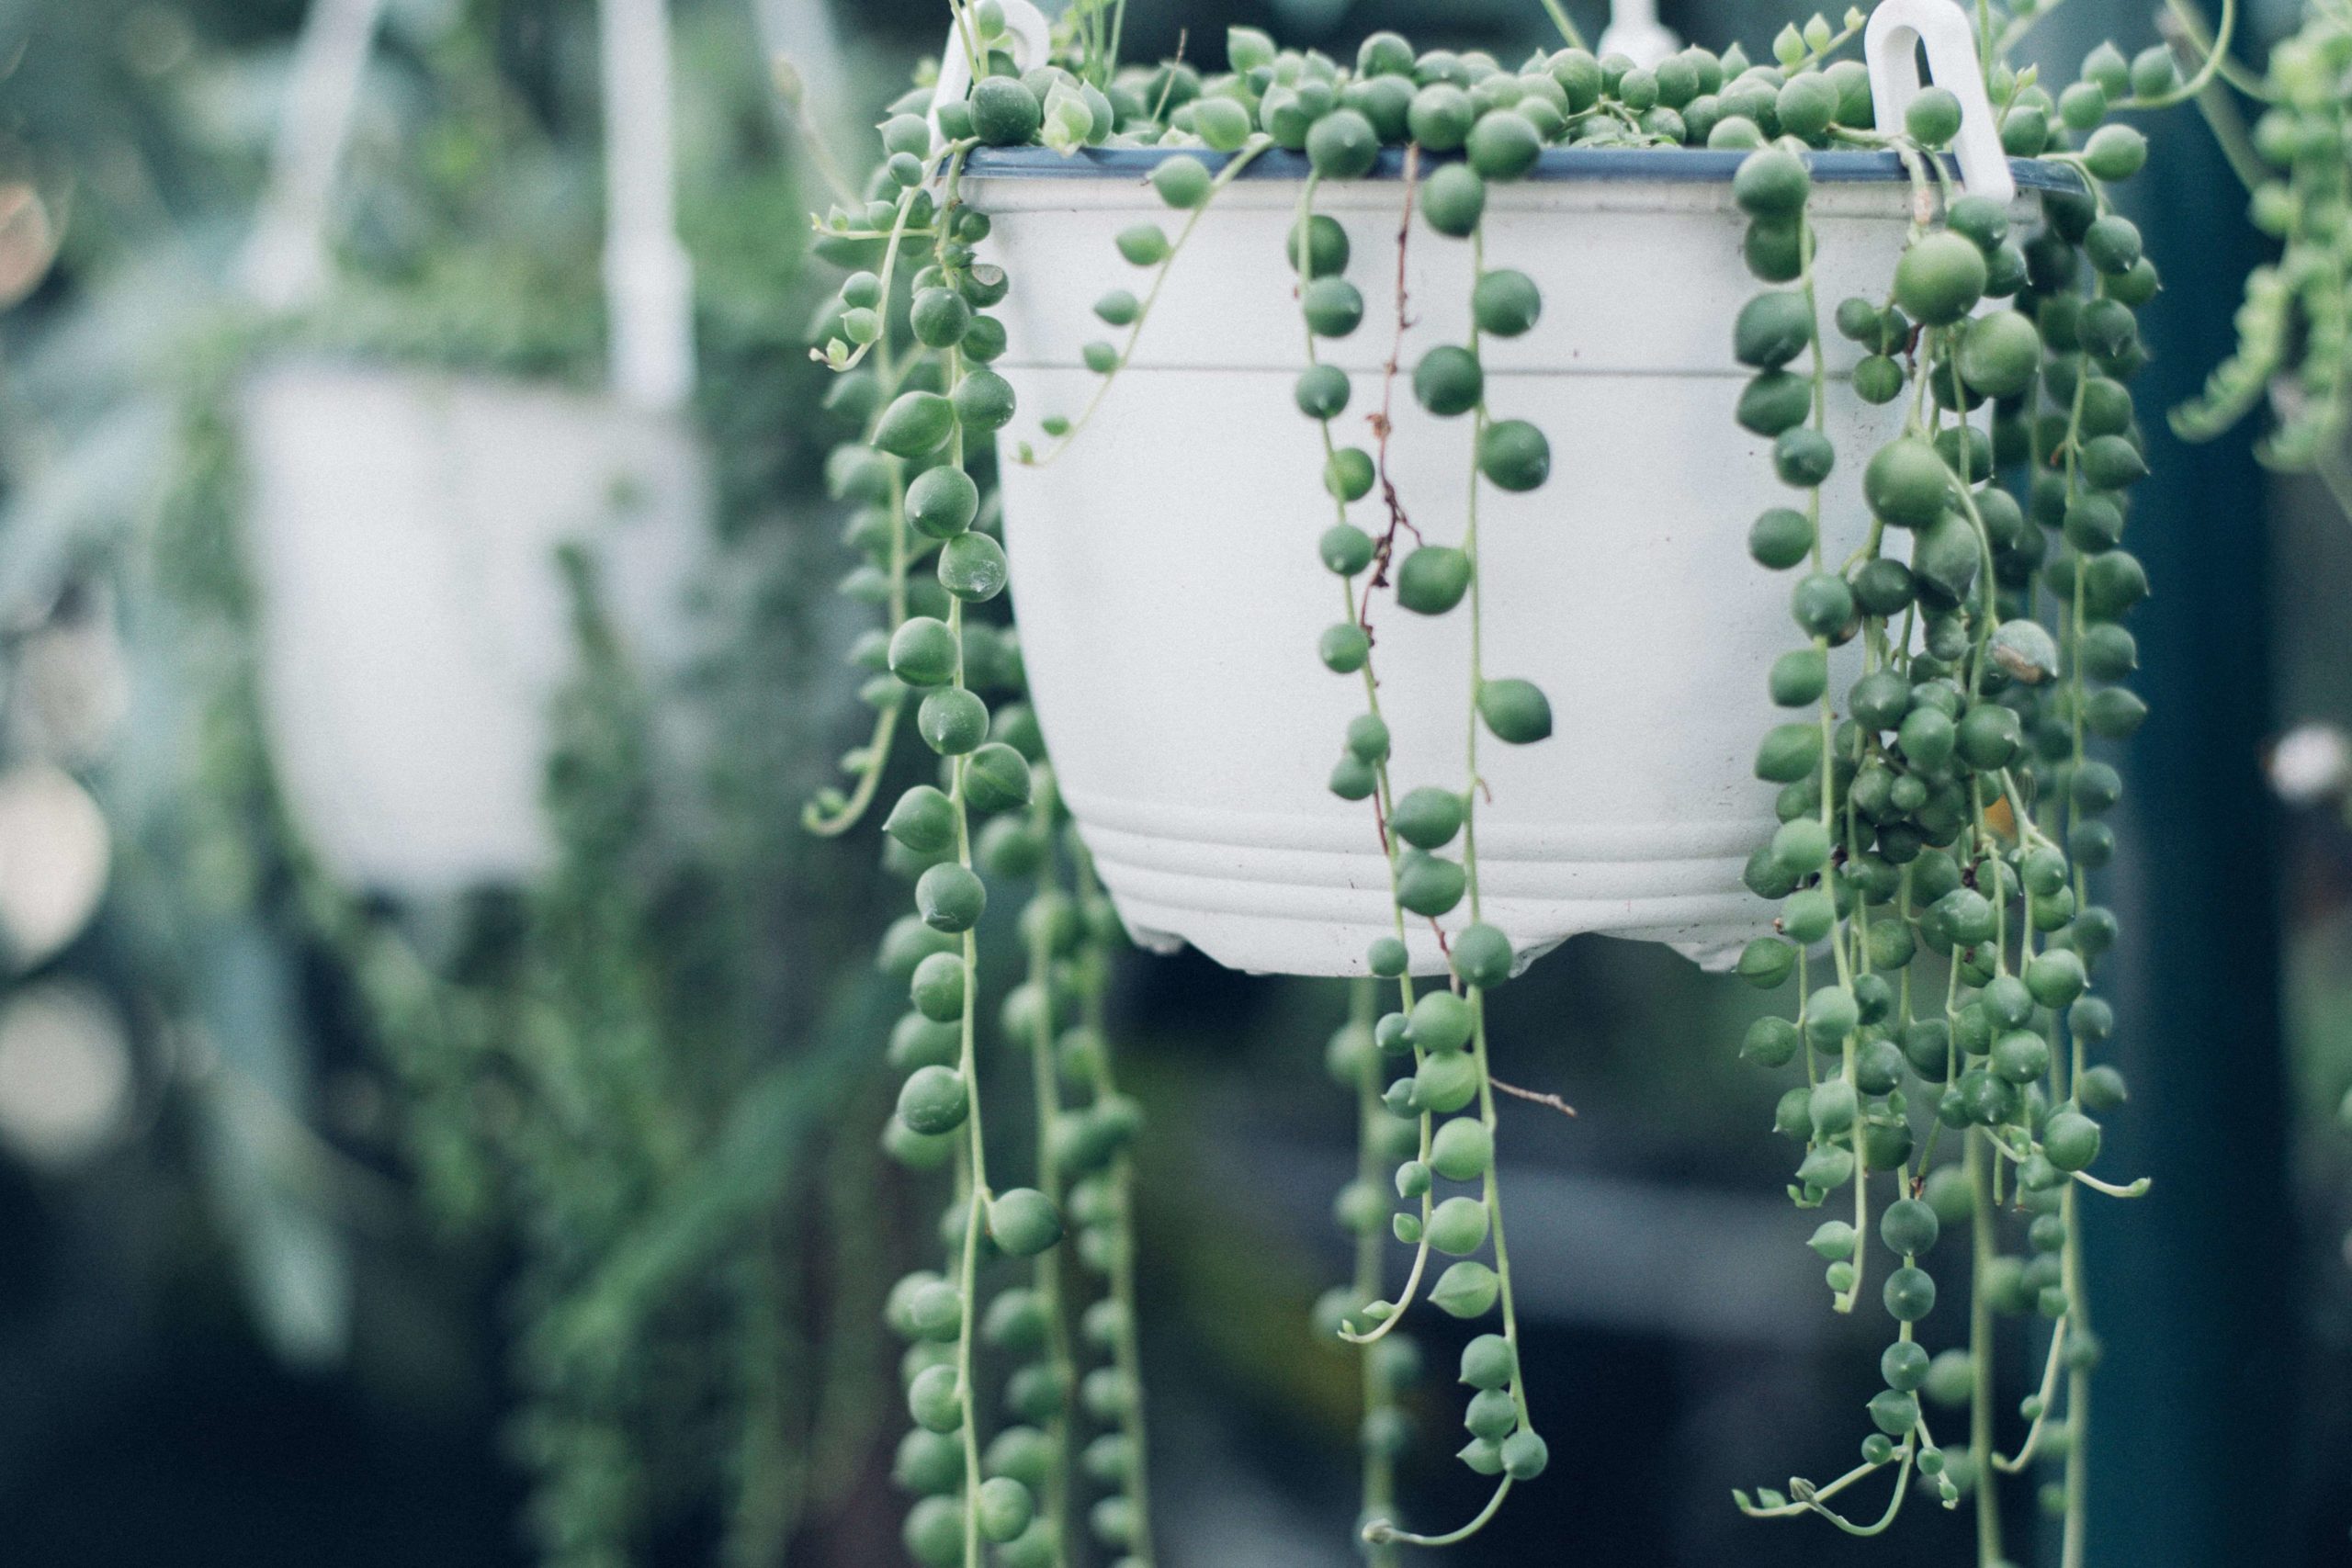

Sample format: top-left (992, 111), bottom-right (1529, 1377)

top-left (803, 35), bottom-right (1149, 1563)
top-left (2174, 0), bottom-right (2352, 514)
top-left (1722, 108), bottom-right (2160, 1560)
top-left (802, 0), bottom-right (2230, 1560)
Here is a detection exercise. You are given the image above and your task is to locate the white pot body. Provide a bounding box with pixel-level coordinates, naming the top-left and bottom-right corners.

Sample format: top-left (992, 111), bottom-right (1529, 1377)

top-left (241, 362), bottom-right (706, 896)
top-left (973, 151), bottom-right (2052, 980)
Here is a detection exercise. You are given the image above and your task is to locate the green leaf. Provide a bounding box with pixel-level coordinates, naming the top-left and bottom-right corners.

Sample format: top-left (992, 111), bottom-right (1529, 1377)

top-left (1041, 83), bottom-right (1092, 153)
top-left (1227, 26), bottom-right (1276, 73)
top-left (1991, 618), bottom-right (2062, 684)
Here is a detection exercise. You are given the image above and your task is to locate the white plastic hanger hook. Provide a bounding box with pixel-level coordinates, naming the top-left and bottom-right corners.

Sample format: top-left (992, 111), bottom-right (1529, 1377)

top-left (930, 0), bottom-right (1056, 145)
top-left (1598, 0), bottom-right (1681, 71)
top-left (1864, 0), bottom-right (2016, 204)
top-left (600, 0), bottom-right (695, 410)
top-left (239, 0), bottom-right (390, 312)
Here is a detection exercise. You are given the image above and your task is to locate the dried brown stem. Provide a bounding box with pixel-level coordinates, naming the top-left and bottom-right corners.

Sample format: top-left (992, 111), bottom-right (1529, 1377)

top-left (1489, 1078), bottom-right (1578, 1119)
top-left (1359, 146), bottom-right (1425, 630)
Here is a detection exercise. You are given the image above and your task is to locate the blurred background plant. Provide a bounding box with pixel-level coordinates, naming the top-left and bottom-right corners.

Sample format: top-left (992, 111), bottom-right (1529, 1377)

top-left (0, 0), bottom-right (2340, 1565)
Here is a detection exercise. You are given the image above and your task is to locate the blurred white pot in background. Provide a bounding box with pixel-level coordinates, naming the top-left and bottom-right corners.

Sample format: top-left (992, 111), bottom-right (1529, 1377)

top-left (241, 361), bottom-right (706, 895)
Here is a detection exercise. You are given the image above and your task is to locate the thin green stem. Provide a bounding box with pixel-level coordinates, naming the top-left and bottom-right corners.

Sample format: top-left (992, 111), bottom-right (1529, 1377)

top-left (1805, 1441), bottom-right (1919, 1536)
top-left (1023, 832), bottom-right (1074, 1568)
top-left (1997, 0), bottom-right (2076, 53)
top-left (2133, 0), bottom-right (2246, 109)
top-left (1023, 140), bottom-right (1272, 466)
top-left (1366, 1479), bottom-right (1512, 1549)
top-left (1967, 1134), bottom-right (2003, 1568)
top-left (1361, 212), bottom-right (1532, 1553)
top-left (812, 143), bottom-right (970, 375)
top-left (1104, 1152), bottom-right (1154, 1565)
top-left (1071, 855), bottom-right (1155, 1566)
top-left (1292, 167), bottom-right (1431, 1346)
top-left (942, 0), bottom-right (987, 85)
top-left (1736, 1453), bottom-right (1892, 1517)
top-left (1534, 0), bottom-right (1585, 51)
top-left (2060, 1180), bottom-right (2089, 1568)
top-left (1793, 201), bottom-right (1868, 1312)
top-left (1463, 228), bottom-right (1528, 1443)
top-left (1474, 1007), bottom-right (1527, 1425)
top-left (941, 329), bottom-right (994, 1568)
top-left (804, 455), bottom-right (910, 834)
top-left (1464, 220), bottom-right (1490, 925)
top-left (949, 735), bottom-right (989, 1568)
top-left (1993, 1314), bottom-right (2070, 1472)
top-left (1351, 977), bottom-right (1402, 1568)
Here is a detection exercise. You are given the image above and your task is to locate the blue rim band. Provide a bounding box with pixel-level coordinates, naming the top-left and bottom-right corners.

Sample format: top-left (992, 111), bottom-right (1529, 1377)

top-left (963, 144), bottom-right (2085, 194)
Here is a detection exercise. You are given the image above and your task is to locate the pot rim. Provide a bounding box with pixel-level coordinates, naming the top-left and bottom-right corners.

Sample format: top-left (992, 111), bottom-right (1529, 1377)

top-left (963, 144), bottom-right (2083, 193)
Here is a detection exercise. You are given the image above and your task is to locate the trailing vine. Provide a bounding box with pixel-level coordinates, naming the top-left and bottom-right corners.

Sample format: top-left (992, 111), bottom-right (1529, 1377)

top-left (808, 18), bottom-right (1150, 1566)
top-left (2174, 0), bottom-right (2352, 515)
top-left (1272, 79), bottom-right (1563, 1549)
top-left (1721, 30), bottom-right (2163, 1563)
top-left (1322, 978), bottom-right (1421, 1564)
top-left (805, 2), bottom-right (2201, 1560)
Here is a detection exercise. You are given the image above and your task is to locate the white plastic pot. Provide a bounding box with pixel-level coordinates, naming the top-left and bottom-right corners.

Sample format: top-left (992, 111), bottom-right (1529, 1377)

top-left (241, 361), bottom-right (706, 895)
top-left (232, 0), bottom-right (702, 899)
top-left (967, 149), bottom-right (2063, 978)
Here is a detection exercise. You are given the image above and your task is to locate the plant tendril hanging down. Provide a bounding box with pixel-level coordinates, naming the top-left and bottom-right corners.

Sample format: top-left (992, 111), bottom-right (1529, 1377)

top-left (804, 17), bottom-right (1150, 1563)
top-left (2173, 0), bottom-right (2352, 523)
top-left (1272, 73), bottom-right (1560, 1542)
top-left (1324, 979), bottom-right (1419, 1568)
top-left (1723, 19), bottom-right (2156, 1556)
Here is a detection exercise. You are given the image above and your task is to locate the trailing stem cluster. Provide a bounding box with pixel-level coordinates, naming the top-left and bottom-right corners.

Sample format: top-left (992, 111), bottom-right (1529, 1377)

top-left (805, 14), bottom-right (1154, 1564)
top-left (1272, 56), bottom-right (1572, 1551)
top-left (2174, 0), bottom-right (2352, 513)
top-left (1720, 53), bottom-right (2159, 1568)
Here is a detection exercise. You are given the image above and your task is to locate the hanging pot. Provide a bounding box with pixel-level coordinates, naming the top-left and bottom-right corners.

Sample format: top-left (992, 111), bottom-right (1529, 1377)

top-left (965, 67), bottom-right (2059, 976)
top-left (241, 361), bottom-right (707, 894)
top-left (233, 0), bottom-right (706, 897)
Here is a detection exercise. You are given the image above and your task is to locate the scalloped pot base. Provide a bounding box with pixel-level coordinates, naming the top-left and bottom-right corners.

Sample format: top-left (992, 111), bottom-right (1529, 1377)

top-left (967, 148), bottom-right (2051, 978)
